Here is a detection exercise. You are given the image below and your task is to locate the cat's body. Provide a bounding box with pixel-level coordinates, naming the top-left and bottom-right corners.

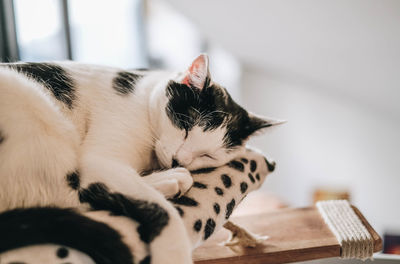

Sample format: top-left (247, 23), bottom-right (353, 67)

top-left (0, 55), bottom-right (279, 263)
top-left (0, 148), bottom-right (275, 264)
top-left (0, 62), bottom-right (166, 210)
top-left (0, 61), bottom-right (195, 263)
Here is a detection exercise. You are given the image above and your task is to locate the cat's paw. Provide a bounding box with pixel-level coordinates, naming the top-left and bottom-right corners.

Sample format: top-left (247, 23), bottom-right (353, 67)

top-left (143, 168), bottom-right (193, 198)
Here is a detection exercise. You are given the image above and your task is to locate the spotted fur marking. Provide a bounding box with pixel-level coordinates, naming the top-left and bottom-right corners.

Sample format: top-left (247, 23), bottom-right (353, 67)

top-left (248, 173), bottom-right (255, 183)
top-left (213, 203), bottom-right (220, 215)
top-left (169, 195), bottom-right (199, 207)
top-left (193, 181), bottom-right (207, 189)
top-left (175, 206), bottom-right (184, 217)
top-left (0, 207), bottom-right (134, 263)
top-left (265, 157), bottom-right (276, 172)
top-left (8, 63), bottom-right (76, 109)
top-left (250, 160), bottom-right (257, 172)
top-left (221, 174), bottom-right (232, 188)
top-left (112, 71), bottom-right (142, 95)
top-left (190, 167), bottom-right (216, 174)
top-left (225, 199), bottom-right (236, 219)
top-left (66, 171), bottom-right (80, 190)
top-left (56, 247), bottom-right (69, 258)
top-left (241, 158), bottom-right (249, 164)
top-left (79, 183), bottom-right (169, 244)
top-left (204, 218), bottom-right (216, 240)
top-left (214, 187), bottom-right (224, 196)
top-left (193, 219), bottom-right (202, 232)
top-left (240, 182), bottom-right (248, 194)
top-left (227, 160), bottom-right (244, 172)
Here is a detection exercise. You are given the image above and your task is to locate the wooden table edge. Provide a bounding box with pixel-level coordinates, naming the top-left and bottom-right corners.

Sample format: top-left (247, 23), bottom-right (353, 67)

top-left (350, 205), bottom-right (382, 252)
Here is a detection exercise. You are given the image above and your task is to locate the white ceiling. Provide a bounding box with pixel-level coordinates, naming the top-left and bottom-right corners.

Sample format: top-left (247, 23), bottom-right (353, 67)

top-left (166, 0), bottom-right (400, 119)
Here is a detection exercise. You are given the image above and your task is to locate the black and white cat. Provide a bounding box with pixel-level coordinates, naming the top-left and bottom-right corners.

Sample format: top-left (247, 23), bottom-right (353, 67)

top-left (0, 148), bottom-right (275, 264)
top-left (0, 54), bottom-right (280, 263)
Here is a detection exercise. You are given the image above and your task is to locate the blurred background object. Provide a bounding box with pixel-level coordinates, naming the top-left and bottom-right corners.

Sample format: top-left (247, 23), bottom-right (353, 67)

top-left (313, 187), bottom-right (351, 204)
top-left (384, 233), bottom-right (400, 255)
top-left (1, 0), bottom-right (400, 258)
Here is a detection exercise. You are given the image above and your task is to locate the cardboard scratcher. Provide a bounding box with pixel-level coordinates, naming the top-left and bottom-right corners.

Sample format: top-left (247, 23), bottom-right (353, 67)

top-left (193, 205), bottom-right (382, 264)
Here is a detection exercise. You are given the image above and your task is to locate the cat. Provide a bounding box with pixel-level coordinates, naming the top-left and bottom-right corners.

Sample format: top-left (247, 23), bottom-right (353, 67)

top-left (0, 54), bottom-right (281, 264)
top-left (0, 148), bottom-right (276, 264)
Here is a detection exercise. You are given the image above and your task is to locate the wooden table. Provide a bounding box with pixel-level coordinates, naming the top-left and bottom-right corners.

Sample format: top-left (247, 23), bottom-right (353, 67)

top-left (193, 206), bottom-right (382, 264)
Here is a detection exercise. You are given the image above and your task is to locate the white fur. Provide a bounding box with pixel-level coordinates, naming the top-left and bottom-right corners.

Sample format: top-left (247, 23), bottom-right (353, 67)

top-left (142, 167), bottom-right (193, 198)
top-left (182, 148), bottom-right (270, 248)
top-left (0, 245), bottom-right (96, 264)
top-left (0, 59), bottom-right (250, 264)
top-left (0, 148), bottom-right (273, 263)
top-left (0, 63), bottom-right (187, 264)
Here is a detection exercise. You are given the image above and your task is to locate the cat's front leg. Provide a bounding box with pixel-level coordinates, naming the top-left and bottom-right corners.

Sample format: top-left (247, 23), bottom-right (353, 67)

top-left (78, 153), bottom-right (193, 264)
top-left (142, 167), bottom-right (193, 198)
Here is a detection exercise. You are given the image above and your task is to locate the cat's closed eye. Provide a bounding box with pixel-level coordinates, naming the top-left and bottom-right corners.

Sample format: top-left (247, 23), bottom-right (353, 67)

top-left (200, 154), bottom-right (216, 160)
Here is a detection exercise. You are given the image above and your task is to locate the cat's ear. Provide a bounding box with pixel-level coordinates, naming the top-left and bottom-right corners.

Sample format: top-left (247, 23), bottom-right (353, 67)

top-left (246, 114), bottom-right (286, 137)
top-left (181, 54), bottom-right (211, 90)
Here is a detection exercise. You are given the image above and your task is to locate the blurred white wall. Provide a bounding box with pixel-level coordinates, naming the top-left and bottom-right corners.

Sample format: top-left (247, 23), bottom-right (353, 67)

top-left (167, 0), bottom-right (400, 235)
top-left (244, 67), bottom-right (400, 236)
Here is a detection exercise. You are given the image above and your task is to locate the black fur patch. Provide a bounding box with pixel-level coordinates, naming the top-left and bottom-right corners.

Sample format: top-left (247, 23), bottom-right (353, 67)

top-left (225, 199), bottom-right (236, 219)
top-left (190, 167), bottom-right (216, 174)
top-left (112, 71), bottom-right (142, 95)
top-left (165, 82), bottom-right (227, 132)
top-left (204, 218), bottom-right (216, 240)
top-left (169, 195), bottom-right (198, 207)
top-left (256, 173), bottom-right (260, 181)
top-left (214, 187), bottom-right (224, 196)
top-left (66, 171), bottom-right (80, 190)
top-left (265, 157), bottom-right (276, 172)
top-left (193, 181), bottom-right (208, 189)
top-left (250, 160), bottom-right (257, 172)
top-left (175, 206), bottom-right (184, 217)
top-left (240, 182), bottom-right (248, 194)
top-left (171, 158), bottom-right (179, 168)
top-left (0, 207), bottom-right (133, 264)
top-left (227, 160), bottom-right (244, 172)
top-left (8, 63), bottom-right (76, 109)
top-left (139, 256), bottom-right (151, 264)
top-left (248, 173), bottom-right (255, 183)
top-left (165, 81), bottom-right (267, 148)
top-left (193, 219), bottom-right (202, 232)
top-left (79, 183), bottom-right (169, 244)
top-left (241, 158), bottom-right (249, 164)
top-left (213, 203), bottom-right (220, 214)
top-left (172, 190), bottom-right (182, 199)
top-left (56, 247), bottom-right (69, 258)
top-left (221, 174), bottom-right (232, 188)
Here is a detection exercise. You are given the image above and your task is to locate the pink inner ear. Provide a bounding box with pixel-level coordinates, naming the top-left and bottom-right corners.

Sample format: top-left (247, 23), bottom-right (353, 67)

top-left (182, 74), bottom-right (191, 86)
top-left (181, 55), bottom-right (207, 87)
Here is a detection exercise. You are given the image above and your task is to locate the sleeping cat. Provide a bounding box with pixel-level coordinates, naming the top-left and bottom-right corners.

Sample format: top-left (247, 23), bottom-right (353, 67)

top-left (0, 148), bottom-right (275, 264)
top-left (0, 54), bottom-right (280, 264)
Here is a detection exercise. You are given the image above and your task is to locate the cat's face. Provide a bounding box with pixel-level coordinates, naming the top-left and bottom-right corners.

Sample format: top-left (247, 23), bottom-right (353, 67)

top-left (155, 54), bottom-right (281, 170)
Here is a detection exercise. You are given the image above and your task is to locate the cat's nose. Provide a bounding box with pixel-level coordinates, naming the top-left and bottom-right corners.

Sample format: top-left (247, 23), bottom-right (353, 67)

top-left (171, 158), bottom-right (180, 168)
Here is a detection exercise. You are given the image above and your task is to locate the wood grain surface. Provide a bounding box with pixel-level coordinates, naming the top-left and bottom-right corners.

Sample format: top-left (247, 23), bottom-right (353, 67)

top-left (193, 206), bottom-right (382, 264)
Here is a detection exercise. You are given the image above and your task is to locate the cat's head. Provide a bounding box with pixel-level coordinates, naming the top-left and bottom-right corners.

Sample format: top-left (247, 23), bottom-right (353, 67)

top-left (154, 54), bottom-right (283, 170)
